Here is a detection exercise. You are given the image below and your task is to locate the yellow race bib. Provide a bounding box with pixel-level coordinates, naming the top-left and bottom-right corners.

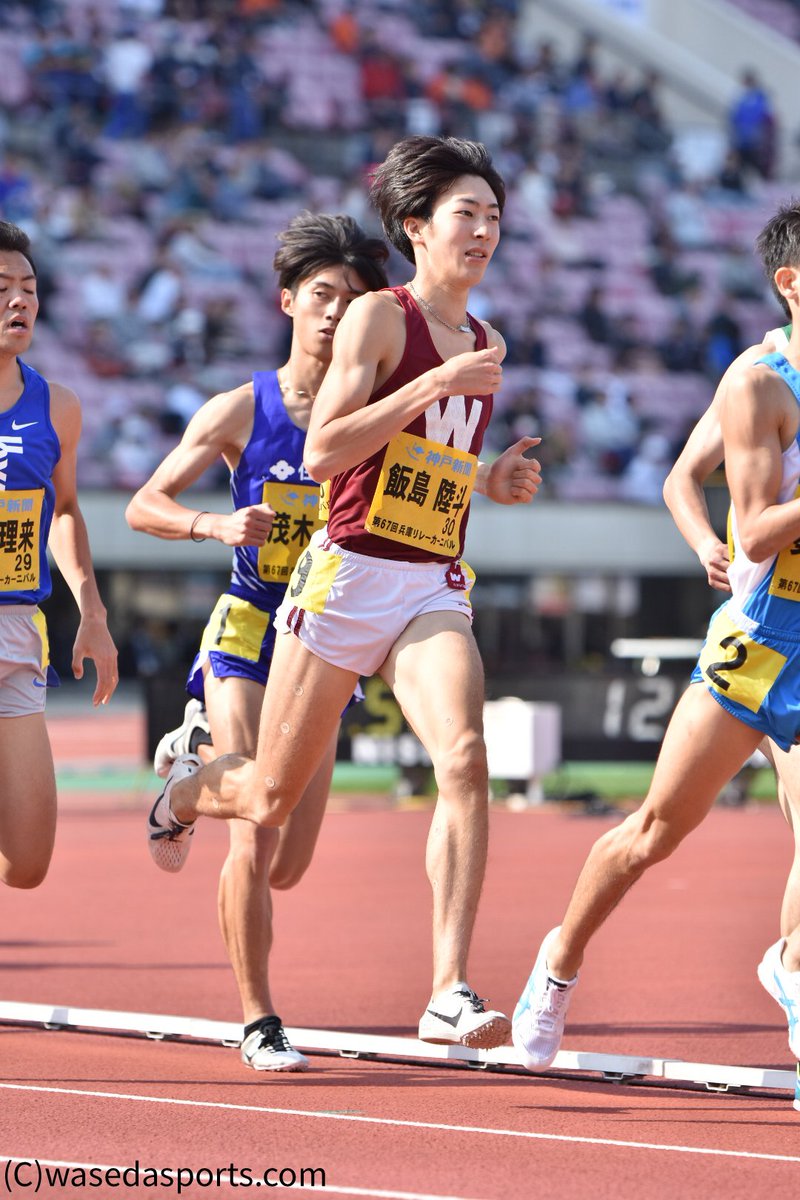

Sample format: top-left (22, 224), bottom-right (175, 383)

top-left (699, 608), bottom-right (786, 713)
top-left (199, 593), bottom-right (270, 661)
top-left (257, 481), bottom-right (325, 583)
top-left (0, 489), bottom-right (42, 592)
top-left (768, 484), bottom-right (800, 601)
top-left (318, 479), bottom-right (329, 523)
top-left (365, 432), bottom-right (477, 557)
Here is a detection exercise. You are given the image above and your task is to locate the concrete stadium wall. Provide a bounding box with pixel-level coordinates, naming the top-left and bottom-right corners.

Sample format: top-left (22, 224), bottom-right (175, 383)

top-left (77, 491), bottom-right (704, 576)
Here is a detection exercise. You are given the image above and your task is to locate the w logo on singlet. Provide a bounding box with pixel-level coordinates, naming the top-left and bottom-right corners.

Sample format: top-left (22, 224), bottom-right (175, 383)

top-left (425, 396), bottom-right (483, 453)
top-left (0, 434), bottom-right (24, 491)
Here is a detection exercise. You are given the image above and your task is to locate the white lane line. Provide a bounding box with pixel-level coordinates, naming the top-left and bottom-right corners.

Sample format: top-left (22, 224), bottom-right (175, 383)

top-left (0, 1159), bottom-right (477, 1200)
top-left (0, 1083), bottom-right (797, 1164)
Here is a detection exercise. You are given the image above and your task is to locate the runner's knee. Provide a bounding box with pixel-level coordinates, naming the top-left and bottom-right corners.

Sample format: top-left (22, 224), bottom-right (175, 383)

top-left (432, 728), bottom-right (488, 797)
top-left (246, 777), bottom-right (302, 828)
top-left (615, 812), bottom-right (683, 873)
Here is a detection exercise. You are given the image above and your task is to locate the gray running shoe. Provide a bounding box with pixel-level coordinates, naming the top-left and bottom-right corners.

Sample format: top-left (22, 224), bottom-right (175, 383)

top-left (147, 754), bottom-right (201, 873)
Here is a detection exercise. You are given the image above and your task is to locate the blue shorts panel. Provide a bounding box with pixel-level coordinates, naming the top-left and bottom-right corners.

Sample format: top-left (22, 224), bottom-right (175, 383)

top-left (691, 604), bottom-right (800, 750)
top-left (184, 590), bottom-right (362, 711)
top-left (186, 592), bottom-right (277, 703)
top-left (187, 645), bottom-right (277, 701)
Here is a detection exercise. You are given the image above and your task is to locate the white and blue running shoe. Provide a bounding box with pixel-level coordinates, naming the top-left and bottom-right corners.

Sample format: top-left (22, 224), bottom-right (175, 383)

top-left (757, 937), bottom-right (800, 1058)
top-left (512, 926), bottom-right (577, 1070)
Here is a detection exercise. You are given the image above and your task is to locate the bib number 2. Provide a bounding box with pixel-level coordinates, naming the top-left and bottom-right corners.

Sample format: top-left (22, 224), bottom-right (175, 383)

top-left (704, 634), bottom-right (747, 692)
top-left (698, 610), bottom-right (786, 714)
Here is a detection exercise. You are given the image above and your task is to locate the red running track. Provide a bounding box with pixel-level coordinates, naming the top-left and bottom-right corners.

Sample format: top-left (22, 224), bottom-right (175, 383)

top-left (0, 712), bottom-right (797, 1198)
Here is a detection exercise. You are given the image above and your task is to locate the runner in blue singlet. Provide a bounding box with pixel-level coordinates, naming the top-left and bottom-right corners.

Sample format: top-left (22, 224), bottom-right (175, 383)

top-left (0, 219), bottom-right (117, 892)
top-left (126, 212), bottom-right (389, 1072)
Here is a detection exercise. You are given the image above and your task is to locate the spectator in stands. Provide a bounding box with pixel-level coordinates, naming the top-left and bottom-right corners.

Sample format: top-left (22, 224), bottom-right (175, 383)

top-left (628, 69), bottom-right (671, 154)
top-left (0, 155), bottom-right (34, 224)
top-left (715, 148), bottom-right (748, 196)
top-left (648, 221), bottom-right (700, 298)
top-left (702, 308), bottom-right (743, 382)
top-left (579, 284), bottom-right (615, 346)
top-left (505, 315), bottom-right (547, 368)
top-left (659, 314), bottom-right (704, 374)
top-left (132, 250), bottom-right (185, 326)
top-left (82, 320), bottom-right (129, 379)
top-left (729, 68), bottom-right (776, 180)
top-left (80, 264), bottom-right (129, 325)
top-left (102, 23), bottom-right (154, 139)
top-left (358, 32), bottom-right (408, 121)
top-left (719, 245), bottom-right (767, 301)
top-left (663, 182), bottom-right (713, 249)
top-left (577, 383), bottom-right (641, 477)
top-left (620, 429), bottom-right (672, 504)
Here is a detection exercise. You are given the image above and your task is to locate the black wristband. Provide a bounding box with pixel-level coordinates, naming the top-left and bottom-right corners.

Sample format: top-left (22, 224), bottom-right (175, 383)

top-left (189, 512), bottom-right (208, 543)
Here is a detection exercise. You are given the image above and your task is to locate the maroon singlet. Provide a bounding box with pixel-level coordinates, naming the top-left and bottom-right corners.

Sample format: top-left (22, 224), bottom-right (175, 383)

top-left (325, 285), bottom-right (493, 563)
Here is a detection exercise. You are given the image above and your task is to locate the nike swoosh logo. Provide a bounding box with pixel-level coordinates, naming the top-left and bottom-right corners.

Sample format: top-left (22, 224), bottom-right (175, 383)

top-left (425, 1007), bottom-right (461, 1028)
top-left (32, 679), bottom-right (47, 688)
top-left (11, 420), bottom-right (37, 430)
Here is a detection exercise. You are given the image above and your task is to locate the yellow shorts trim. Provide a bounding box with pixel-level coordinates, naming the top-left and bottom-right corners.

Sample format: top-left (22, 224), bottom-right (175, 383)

top-left (199, 594), bottom-right (271, 663)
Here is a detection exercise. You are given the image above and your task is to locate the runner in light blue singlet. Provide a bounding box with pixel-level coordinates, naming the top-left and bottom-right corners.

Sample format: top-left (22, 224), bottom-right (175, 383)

top-left (691, 351), bottom-right (800, 750)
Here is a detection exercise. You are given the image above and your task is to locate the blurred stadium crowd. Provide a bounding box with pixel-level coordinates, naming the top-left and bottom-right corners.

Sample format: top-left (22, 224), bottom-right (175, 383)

top-left (0, 0), bottom-right (792, 501)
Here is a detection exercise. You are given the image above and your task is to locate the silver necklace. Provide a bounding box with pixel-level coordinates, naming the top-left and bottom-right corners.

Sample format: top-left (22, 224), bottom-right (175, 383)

top-left (278, 372), bottom-right (316, 401)
top-left (408, 282), bottom-right (471, 335)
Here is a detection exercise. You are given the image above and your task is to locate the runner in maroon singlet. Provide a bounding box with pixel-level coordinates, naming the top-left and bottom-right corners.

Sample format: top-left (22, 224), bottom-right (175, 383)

top-left (149, 136), bottom-right (542, 1051)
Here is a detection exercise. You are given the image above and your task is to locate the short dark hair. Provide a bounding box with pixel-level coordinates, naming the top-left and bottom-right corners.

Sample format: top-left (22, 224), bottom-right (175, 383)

top-left (369, 135), bottom-right (506, 263)
top-left (755, 199), bottom-right (800, 319)
top-left (273, 211), bottom-right (389, 293)
top-left (0, 219), bottom-right (36, 275)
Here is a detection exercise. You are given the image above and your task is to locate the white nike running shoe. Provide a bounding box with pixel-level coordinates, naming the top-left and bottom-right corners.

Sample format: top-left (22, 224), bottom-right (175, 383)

top-left (154, 698), bottom-right (211, 778)
top-left (418, 984), bottom-right (511, 1050)
top-left (147, 754), bottom-right (201, 873)
top-left (512, 926), bottom-right (577, 1070)
top-left (757, 937), bottom-right (800, 1058)
top-left (240, 1016), bottom-right (309, 1072)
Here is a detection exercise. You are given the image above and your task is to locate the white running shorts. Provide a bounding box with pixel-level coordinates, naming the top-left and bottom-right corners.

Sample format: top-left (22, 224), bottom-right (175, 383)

top-left (275, 530), bottom-right (476, 676)
top-left (0, 605), bottom-right (51, 717)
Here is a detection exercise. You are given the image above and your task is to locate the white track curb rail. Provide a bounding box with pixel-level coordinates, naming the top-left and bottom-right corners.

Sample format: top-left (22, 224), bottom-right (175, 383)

top-left (0, 1000), bottom-right (794, 1096)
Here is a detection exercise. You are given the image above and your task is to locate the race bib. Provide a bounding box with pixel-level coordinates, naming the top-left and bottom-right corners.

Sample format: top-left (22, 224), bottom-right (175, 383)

top-left (0, 489), bottom-right (42, 592)
top-left (318, 479), bottom-right (329, 523)
top-left (286, 543), bottom-right (341, 614)
top-left (699, 608), bottom-right (786, 713)
top-left (365, 432), bottom-right (477, 557)
top-left (257, 481), bottom-right (325, 583)
top-left (768, 484), bottom-right (800, 601)
top-left (199, 593), bottom-right (270, 662)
